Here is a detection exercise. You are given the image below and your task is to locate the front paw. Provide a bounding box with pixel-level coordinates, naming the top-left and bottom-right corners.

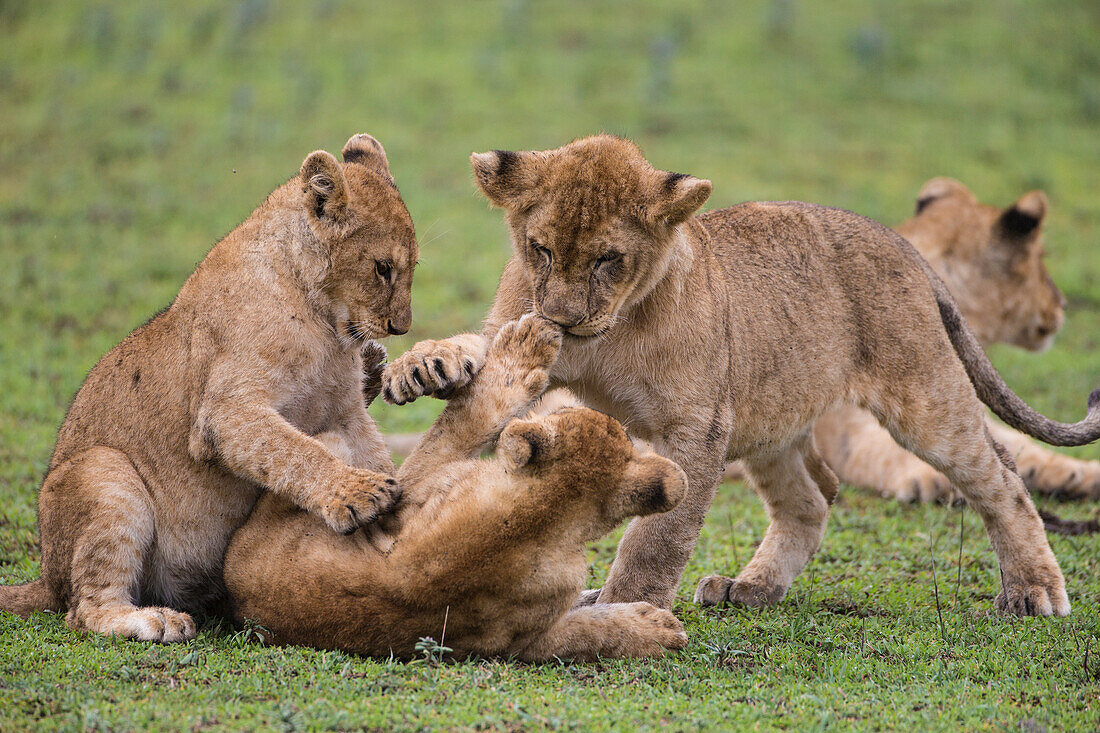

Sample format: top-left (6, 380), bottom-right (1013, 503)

top-left (382, 339), bottom-right (478, 405)
top-left (361, 341), bottom-right (388, 406)
top-left (318, 469), bottom-right (402, 535)
top-left (489, 314), bottom-right (563, 374)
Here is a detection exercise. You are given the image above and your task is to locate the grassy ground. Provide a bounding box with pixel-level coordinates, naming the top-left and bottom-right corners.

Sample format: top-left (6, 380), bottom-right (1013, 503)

top-left (1, 0), bottom-right (1099, 730)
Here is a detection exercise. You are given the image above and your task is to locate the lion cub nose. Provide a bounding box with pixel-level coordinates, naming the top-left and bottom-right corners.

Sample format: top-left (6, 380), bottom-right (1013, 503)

top-left (386, 320), bottom-right (408, 336)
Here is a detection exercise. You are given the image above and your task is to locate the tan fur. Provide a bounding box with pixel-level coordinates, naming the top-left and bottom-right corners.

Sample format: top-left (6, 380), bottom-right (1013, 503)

top-left (815, 179), bottom-right (1100, 502)
top-left (385, 135), bottom-right (1100, 617)
top-left (0, 134), bottom-right (416, 642)
top-left (385, 180), bottom-right (1100, 501)
top-left (225, 316), bottom-right (689, 661)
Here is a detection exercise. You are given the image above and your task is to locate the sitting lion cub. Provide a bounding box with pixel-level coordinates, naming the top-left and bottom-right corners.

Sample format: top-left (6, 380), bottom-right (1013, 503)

top-left (224, 316), bottom-right (690, 661)
top-left (0, 134), bottom-right (414, 642)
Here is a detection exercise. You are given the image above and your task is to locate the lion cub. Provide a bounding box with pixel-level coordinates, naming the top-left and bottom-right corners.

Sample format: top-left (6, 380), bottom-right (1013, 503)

top-left (225, 316), bottom-right (689, 661)
top-left (0, 134), bottom-right (414, 642)
top-left (385, 135), bottom-right (1100, 618)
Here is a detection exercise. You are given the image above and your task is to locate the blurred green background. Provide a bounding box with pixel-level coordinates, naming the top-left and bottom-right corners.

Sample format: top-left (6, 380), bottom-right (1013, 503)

top-left (1, 1), bottom-right (1099, 730)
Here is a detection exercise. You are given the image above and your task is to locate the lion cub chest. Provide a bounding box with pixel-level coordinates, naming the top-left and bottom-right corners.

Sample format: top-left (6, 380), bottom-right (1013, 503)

top-left (273, 343), bottom-right (361, 435)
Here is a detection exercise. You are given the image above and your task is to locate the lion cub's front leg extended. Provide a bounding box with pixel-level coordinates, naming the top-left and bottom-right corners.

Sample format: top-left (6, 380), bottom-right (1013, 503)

top-left (192, 365), bottom-right (399, 536)
top-left (519, 603), bottom-right (687, 662)
top-left (382, 333), bottom-right (490, 405)
top-left (395, 316), bottom-right (562, 496)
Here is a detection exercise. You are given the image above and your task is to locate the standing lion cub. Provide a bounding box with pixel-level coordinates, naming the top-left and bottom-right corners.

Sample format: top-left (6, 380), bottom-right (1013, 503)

top-left (385, 135), bottom-right (1100, 618)
top-left (0, 134), bottom-right (414, 642)
top-left (225, 315), bottom-right (689, 661)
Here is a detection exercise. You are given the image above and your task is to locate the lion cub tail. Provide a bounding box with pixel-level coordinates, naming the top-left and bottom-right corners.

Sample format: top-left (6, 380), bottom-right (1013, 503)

top-left (925, 263), bottom-right (1100, 447)
top-left (0, 579), bottom-right (60, 618)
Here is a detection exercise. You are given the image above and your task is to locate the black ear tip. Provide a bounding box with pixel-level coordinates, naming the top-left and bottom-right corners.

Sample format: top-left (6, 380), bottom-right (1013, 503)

top-left (1000, 207), bottom-right (1042, 236)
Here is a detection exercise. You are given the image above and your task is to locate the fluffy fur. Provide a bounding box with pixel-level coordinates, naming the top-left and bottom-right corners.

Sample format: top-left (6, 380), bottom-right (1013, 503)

top-left (799, 178), bottom-right (1100, 502)
top-left (0, 134), bottom-right (415, 641)
top-left (225, 316), bottom-right (689, 661)
top-left (384, 135), bottom-right (1100, 618)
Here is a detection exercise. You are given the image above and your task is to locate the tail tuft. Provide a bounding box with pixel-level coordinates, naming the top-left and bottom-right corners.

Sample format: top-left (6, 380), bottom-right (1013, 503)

top-left (1089, 389), bottom-right (1100, 411)
top-left (0, 579), bottom-right (60, 618)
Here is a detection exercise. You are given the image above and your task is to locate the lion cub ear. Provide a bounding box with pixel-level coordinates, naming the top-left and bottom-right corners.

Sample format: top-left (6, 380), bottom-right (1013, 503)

top-left (300, 150), bottom-right (349, 223)
top-left (647, 172), bottom-right (712, 228)
top-left (998, 190), bottom-right (1048, 238)
top-left (470, 150), bottom-right (540, 209)
top-left (342, 133), bottom-right (392, 179)
top-left (497, 418), bottom-right (554, 472)
top-left (914, 177), bottom-right (972, 215)
top-left (614, 455), bottom-right (687, 519)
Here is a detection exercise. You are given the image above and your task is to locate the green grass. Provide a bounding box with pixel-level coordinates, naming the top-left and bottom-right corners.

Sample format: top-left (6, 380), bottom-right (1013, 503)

top-left (1, 0), bottom-right (1099, 729)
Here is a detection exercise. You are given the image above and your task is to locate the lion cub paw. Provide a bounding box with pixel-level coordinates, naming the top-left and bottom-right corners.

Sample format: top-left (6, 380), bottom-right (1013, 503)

top-left (483, 315), bottom-right (562, 398)
top-left (71, 605), bottom-right (197, 643)
top-left (882, 465), bottom-right (958, 504)
top-left (627, 602), bottom-right (688, 653)
top-left (1022, 456), bottom-right (1100, 500)
top-left (383, 339), bottom-right (478, 405)
top-left (694, 575), bottom-right (785, 608)
top-left (995, 569), bottom-right (1070, 617)
top-left (319, 469), bottom-right (401, 535)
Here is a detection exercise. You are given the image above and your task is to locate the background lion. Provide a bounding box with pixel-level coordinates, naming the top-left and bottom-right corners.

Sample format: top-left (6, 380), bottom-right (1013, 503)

top-left (384, 135), bottom-right (1100, 619)
top-left (225, 316), bottom-right (689, 661)
top-left (0, 134), bottom-right (414, 642)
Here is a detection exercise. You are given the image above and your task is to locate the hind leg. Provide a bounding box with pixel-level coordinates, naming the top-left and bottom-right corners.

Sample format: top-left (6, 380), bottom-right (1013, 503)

top-left (695, 432), bottom-right (837, 608)
top-left (869, 385), bottom-right (1069, 617)
top-left (40, 448), bottom-right (196, 642)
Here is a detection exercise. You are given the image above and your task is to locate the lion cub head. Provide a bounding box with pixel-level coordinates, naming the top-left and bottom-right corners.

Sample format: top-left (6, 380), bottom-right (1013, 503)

top-left (897, 177), bottom-right (1065, 352)
top-left (497, 406), bottom-right (687, 534)
top-left (471, 135), bottom-right (711, 337)
top-left (300, 134), bottom-right (418, 342)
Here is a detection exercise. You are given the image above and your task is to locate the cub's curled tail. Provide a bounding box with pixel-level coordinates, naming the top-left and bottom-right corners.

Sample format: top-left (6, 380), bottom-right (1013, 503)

top-left (923, 262), bottom-right (1100, 447)
top-left (0, 579), bottom-right (60, 617)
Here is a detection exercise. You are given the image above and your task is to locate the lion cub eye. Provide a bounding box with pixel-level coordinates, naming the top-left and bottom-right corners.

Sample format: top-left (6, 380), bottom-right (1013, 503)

top-left (529, 239), bottom-right (552, 266)
top-left (594, 251), bottom-right (621, 269)
top-left (375, 260), bottom-right (394, 284)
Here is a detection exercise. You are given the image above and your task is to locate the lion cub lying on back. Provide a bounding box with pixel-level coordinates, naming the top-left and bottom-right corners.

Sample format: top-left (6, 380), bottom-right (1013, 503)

top-left (0, 134), bottom-right (413, 642)
top-left (225, 316), bottom-right (689, 661)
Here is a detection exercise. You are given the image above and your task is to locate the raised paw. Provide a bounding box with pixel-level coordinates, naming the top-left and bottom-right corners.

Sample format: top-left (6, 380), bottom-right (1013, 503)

top-left (489, 314), bottom-right (563, 373)
top-left (694, 574), bottom-right (785, 608)
top-left (319, 469), bottom-right (402, 535)
top-left (361, 340), bottom-right (388, 406)
top-left (382, 339), bottom-right (479, 405)
top-left (995, 572), bottom-right (1070, 617)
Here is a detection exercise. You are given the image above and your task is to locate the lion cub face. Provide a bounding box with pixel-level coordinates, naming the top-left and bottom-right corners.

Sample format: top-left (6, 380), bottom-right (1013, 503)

top-left (470, 136), bottom-right (711, 337)
top-left (497, 407), bottom-right (687, 532)
top-left (301, 134), bottom-right (418, 342)
top-left (898, 177), bottom-right (1065, 352)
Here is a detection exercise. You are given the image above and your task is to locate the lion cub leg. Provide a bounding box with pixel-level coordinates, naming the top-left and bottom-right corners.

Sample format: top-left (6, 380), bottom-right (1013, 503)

top-left (41, 448), bottom-right (196, 642)
top-left (518, 603), bottom-right (687, 662)
top-left (695, 432), bottom-right (836, 608)
top-left (814, 404), bottom-right (957, 504)
top-left (870, 387), bottom-right (1068, 617)
top-left (987, 419), bottom-right (1100, 500)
